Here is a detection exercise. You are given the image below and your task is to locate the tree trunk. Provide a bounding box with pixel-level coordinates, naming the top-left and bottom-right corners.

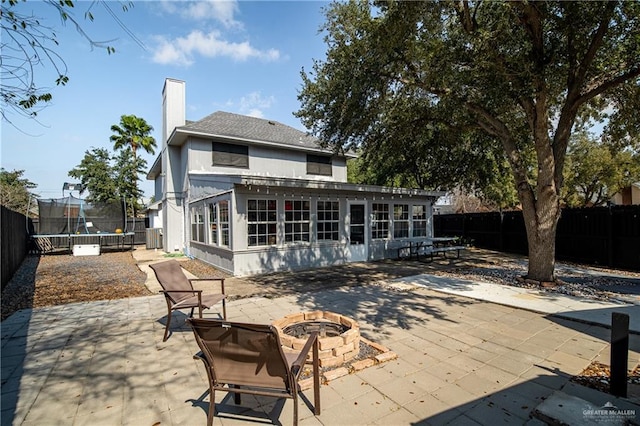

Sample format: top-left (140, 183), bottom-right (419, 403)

top-left (520, 192), bottom-right (561, 283)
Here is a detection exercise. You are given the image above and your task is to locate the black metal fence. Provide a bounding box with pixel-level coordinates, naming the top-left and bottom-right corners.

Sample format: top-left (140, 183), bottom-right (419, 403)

top-left (434, 205), bottom-right (640, 271)
top-left (1, 207), bottom-right (33, 292)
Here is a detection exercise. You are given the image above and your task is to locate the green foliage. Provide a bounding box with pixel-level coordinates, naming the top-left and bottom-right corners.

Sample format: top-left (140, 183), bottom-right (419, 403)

top-left (296, 0), bottom-right (640, 280)
top-left (68, 148), bottom-right (118, 203)
top-left (108, 114), bottom-right (155, 216)
top-left (113, 148), bottom-right (146, 215)
top-left (0, 168), bottom-right (38, 216)
top-left (562, 132), bottom-right (640, 207)
top-left (68, 147), bottom-right (147, 216)
top-left (110, 114), bottom-right (157, 158)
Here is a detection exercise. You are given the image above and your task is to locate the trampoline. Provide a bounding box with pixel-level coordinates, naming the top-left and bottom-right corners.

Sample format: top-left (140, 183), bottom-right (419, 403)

top-left (31, 194), bottom-right (135, 254)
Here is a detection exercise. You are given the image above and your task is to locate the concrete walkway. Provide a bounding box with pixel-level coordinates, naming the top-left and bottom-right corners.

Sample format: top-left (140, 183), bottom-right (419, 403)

top-left (2, 252), bottom-right (640, 425)
top-left (389, 274), bottom-right (640, 333)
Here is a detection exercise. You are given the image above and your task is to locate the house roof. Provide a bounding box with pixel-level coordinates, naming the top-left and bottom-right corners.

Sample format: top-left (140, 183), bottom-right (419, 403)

top-left (169, 111), bottom-right (346, 154)
top-left (147, 111), bottom-right (357, 180)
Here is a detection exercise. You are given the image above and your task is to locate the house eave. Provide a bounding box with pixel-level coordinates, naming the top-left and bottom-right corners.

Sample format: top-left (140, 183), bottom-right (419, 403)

top-left (147, 153), bottom-right (162, 180)
top-left (231, 175), bottom-right (445, 199)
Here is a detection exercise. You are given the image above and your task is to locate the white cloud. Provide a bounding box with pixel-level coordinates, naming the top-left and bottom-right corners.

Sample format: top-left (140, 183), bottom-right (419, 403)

top-left (151, 30), bottom-right (280, 66)
top-left (216, 92), bottom-right (276, 118)
top-left (245, 109), bottom-right (264, 119)
top-left (159, 0), bottom-right (243, 29)
top-left (240, 92), bottom-right (275, 110)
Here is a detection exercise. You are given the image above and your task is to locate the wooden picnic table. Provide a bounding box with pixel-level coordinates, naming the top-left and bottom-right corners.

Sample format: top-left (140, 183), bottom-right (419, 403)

top-left (427, 237), bottom-right (466, 259)
top-left (396, 237), bottom-right (466, 261)
top-left (428, 237), bottom-right (459, 247)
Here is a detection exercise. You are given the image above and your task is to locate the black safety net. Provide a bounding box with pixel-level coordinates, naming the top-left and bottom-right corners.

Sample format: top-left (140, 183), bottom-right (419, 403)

top-left (37, 195), bottom-right (126, 235)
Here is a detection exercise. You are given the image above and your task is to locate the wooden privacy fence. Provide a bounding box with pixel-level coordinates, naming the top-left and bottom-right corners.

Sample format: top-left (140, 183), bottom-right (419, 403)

top-left (1, 206), bottom-right (32, 292)
top-left (434, 205), bottom-right (640, 271)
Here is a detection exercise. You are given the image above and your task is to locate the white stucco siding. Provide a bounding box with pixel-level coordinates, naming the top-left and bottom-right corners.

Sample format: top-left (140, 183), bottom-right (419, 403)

top-left (184, 178), bottom-right (441, 276)
top-left (232, 244), bottom-right (349, 276)
top-left (153, 176), bottom-right (163, 202)
top-left (162, 79), bottom-right (185, 144)
top-left (188, 176), bottom-right (235, 200)
top-left (163, 144), bottom-right (187, 253)
top-left (188, 243), bottom-right (234, 275)
top-left (185, 136), bottom-right (348, 181)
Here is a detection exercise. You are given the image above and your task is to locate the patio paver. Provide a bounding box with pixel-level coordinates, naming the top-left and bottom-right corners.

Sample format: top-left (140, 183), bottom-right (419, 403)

top-left (2, 247), bottom-right (640, 425)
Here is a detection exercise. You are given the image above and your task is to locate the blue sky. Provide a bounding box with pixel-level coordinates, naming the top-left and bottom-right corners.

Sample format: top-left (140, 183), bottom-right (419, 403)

top-left (2, 0), bottom-right (330, 199)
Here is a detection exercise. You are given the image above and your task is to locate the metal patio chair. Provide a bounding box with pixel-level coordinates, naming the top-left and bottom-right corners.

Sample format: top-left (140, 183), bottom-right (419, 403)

top-left (149, 260), bottom-right (226, 341)
top-left (188, 318), bottom-right (321, 426)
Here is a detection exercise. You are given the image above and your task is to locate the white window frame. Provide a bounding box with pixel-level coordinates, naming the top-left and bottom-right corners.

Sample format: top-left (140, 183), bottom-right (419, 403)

top-left (284, 199), bottom-right (310, 243)
top-left (247, 199), bottom-right (277, 246)
top-left (371, 203), bottom-right (390, 240)
top-left (393, 204), bottom-right (410, 239)
top-left (317, 200), bottom-right (340, 241)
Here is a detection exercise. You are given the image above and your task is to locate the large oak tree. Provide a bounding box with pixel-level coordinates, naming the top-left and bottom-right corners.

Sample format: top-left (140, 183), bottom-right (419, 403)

top-left (296, 0), bottom-right (640, 282)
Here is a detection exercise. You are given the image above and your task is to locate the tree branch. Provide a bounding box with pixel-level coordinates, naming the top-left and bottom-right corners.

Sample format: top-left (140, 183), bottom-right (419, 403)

top-left (574, 1), bottom-right (617, 88)
top-left (465, 102), bottom-right (533, 200)
top-left (577, 67), bottom-right (640, 107)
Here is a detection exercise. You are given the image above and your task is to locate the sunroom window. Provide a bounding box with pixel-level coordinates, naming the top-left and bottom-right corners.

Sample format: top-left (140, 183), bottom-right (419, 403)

top-left (247, 199), bottom-right (277, 246)
top-left (317, 201), bottom-right (340, 241)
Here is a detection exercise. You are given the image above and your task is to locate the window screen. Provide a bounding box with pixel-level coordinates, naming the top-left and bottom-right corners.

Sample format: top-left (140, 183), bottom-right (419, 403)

top-left (213, 142), bottom-right (249, 168)
top-left (307, 154), bottom-right (332, 176)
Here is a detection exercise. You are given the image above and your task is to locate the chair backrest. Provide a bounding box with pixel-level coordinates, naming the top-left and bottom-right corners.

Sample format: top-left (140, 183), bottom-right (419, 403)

top-left (189, 318), bottom-right (292, 392)
top-left (149, 260), bottom-right (195, 303)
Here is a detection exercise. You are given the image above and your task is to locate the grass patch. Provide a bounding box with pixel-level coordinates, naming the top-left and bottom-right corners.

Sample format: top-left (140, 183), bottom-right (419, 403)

top-left (163, 253), bottom-right (186, 258)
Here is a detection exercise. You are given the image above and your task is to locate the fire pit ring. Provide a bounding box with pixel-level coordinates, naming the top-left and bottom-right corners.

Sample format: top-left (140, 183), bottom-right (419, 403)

top-left (273, 311), bottom-right (360, 368)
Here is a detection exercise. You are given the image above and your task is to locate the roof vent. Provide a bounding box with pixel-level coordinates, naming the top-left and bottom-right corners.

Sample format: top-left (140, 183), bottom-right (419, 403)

top-left (268, 120), bottom-right (276, 125)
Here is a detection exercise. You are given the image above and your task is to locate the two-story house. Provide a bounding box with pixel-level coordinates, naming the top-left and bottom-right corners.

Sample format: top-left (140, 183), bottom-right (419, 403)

top-left (147, 78), bottom-right (444, 276)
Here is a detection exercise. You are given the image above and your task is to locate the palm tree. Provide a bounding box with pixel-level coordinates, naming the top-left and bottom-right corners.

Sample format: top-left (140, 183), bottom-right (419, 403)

top-left (109, 114), bottom-right (156, 159)
top-left (109, 114), bottom-right (156, 217)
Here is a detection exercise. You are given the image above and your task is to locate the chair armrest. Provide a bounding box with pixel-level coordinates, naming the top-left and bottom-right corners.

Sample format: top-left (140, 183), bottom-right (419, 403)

top-left (291, 332), bottom-right (319, 377)
top-left (193, 350), bottom-right (211, 368)
top-left (190, 277), bottom-right (225, 281)
top-left (189, 277), bottom-right (226, 295)
top-left (160, 289), bottom-right (203, 295)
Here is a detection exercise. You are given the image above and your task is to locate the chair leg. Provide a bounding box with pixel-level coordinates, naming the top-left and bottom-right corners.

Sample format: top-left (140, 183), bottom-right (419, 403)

top-left (313, 338), bottom-right (321, 415)
top-left (163, 309), bottom-right (173, 342)
top-left (207, 388), bottom-right (216, 426)
top-left (233, 385), bottom-right (241, 405)
top-left (293, 394), bottom-right (299, 426)
top-left (222, 300), bottom-right (227, 320)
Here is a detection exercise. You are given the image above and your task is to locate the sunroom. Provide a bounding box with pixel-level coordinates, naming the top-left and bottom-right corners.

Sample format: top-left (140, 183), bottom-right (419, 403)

top-left (186, 176), bottom-right (443, 276)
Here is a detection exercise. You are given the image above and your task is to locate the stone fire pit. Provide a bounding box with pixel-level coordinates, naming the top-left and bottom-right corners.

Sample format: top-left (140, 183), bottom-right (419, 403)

top-left (273, 311), bottom-right (360, 368)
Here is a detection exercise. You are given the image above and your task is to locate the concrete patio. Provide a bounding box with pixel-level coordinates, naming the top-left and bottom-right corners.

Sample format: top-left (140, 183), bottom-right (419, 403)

top-left (2, 252), bottom-right (640, 425)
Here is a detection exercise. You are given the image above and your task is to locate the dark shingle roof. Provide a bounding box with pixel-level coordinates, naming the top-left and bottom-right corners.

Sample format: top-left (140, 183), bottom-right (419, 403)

top-left (180, 111), bottom-right (325, 151)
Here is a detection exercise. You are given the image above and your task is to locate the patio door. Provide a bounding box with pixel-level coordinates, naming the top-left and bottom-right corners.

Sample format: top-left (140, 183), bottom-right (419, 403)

top-left (347, 201), bottom-right (367, 262)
